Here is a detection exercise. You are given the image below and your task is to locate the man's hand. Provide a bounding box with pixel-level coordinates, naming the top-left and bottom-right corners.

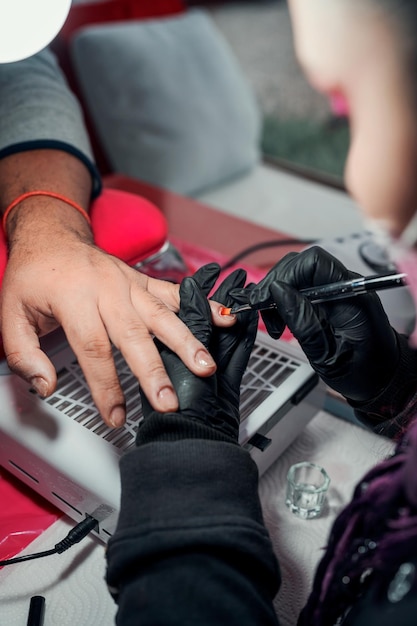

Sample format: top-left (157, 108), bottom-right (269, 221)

top-left (0, 152), bottom-right (236, 428)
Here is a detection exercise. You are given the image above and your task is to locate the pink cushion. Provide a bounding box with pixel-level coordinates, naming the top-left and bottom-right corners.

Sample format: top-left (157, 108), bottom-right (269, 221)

top-left (91, 188), bottom-right (168, 265)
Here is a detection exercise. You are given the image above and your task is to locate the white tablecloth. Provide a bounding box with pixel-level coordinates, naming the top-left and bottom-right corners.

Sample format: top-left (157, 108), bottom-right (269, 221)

top-left (0, 410), bottom-right (394, 626)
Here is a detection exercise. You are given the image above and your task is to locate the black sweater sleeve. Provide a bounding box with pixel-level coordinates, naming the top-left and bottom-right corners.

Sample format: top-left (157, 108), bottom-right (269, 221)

top-left (106, 439), bottom-right (280, 626)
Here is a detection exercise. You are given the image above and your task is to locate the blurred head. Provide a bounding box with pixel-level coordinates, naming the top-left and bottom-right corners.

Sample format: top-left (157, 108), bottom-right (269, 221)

top-left (288, 0), bottom-right (417, 323)
top-left (288, 1), bottom-right (417, 233)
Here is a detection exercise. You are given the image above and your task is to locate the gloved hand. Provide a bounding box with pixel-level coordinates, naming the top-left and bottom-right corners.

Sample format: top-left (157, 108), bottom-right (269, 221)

top-left (137, 263), bottom-right (258, 444)
top-left (231, 247), bottom-right (400, 404)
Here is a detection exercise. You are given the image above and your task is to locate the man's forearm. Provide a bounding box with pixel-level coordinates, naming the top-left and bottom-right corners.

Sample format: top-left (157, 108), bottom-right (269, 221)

top-left (0, 149), bottom-right (93, 244)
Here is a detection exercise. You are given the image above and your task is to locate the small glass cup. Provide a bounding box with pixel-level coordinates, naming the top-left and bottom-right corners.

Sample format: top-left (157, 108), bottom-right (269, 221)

top-left (286, 461), bottom-right (330, 519)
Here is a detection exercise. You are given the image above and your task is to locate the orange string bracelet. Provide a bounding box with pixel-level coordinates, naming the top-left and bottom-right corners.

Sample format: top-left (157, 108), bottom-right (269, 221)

top-left (2, 190), bottom-right (91, 233)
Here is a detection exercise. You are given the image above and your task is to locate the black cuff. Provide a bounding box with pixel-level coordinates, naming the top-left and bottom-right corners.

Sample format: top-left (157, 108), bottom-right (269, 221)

top-left (136, 412), bottom-right (238, 447)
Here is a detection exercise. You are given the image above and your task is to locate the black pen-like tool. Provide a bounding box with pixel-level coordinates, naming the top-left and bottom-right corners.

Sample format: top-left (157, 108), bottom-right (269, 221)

top-left (27, 596), bottom-right (45, 626)
top-left (221, 272), bottom-right (408, 315)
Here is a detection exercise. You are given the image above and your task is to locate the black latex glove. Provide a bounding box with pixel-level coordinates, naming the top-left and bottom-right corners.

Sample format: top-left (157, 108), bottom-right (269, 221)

top-left (137, 263), bottom-right (258, 444)
top-left (231, 247), bottom-right (400, 404)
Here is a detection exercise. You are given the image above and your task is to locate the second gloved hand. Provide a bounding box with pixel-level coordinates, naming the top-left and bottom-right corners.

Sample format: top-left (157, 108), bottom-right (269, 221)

top-left (232, 247), bottom-right (400, 404)
top-left (138, 264), bottom-right (259, 445)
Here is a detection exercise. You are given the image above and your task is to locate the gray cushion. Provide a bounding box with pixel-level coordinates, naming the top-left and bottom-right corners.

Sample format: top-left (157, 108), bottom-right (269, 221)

top-left (70, 9), bottom-right (261, 195)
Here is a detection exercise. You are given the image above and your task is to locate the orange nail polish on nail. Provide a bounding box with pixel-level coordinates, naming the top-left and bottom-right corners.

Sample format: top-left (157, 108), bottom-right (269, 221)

top-left (220, 306), bottom-right (232, 316)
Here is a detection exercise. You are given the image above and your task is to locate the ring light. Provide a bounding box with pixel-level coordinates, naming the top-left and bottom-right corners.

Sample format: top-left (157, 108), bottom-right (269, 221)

top-left (0, 0), bottom-right (71, 63)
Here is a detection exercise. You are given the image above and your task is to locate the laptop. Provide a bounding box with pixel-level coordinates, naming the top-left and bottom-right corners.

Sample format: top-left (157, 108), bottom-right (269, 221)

top-left (0, 327), bottom-right (324, 544)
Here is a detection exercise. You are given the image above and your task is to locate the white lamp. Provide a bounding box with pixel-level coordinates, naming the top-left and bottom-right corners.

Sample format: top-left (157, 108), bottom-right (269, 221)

top-left (0, 0), bottom-right (72, 63)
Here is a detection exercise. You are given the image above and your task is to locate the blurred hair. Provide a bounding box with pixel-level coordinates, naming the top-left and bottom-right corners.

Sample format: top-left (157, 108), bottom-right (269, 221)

top-left (366, 0), bottom-right (417, 105)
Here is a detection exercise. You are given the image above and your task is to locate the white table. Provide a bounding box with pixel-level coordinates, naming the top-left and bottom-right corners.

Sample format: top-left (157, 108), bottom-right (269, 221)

top-left (0, 410), bottom-right (394, 626)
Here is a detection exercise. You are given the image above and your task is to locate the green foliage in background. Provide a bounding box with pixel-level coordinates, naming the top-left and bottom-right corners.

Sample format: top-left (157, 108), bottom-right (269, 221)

top-left (261, 115), bottom-right (350, 180)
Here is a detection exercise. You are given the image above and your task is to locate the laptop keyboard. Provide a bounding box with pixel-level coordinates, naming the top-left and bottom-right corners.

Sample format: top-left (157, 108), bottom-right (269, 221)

top-left (44, 337), bottom-right (300, 453)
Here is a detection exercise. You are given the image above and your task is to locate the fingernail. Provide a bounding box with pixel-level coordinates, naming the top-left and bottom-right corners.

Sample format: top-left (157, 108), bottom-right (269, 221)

top-left (30, 376), bottom-right (49, 397)
top-left (218, 306), bottom-right (236, 319)
top-left (110, 406), bottom-right (126, 428)
top-left (196, 349), bottom-right (215, 368)
top-left (157, 386), bottom-right (177, 411)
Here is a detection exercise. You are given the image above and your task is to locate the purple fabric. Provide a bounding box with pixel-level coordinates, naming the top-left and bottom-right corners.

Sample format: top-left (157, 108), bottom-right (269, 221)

top-left (299, 420), bottom-right (417, 625)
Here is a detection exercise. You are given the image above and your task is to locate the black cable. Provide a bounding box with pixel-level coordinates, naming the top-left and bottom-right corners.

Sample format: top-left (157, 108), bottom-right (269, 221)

top-left (0, 515), bottom-right (98, 566)
top-left (220, 238), bottom-right (317, 271)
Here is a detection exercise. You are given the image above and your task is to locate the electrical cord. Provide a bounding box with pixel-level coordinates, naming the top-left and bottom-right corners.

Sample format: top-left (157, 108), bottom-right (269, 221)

top-left (220, 238), bottom-right (316, 271)
top-left (0, 515), bottom-right (98, 566)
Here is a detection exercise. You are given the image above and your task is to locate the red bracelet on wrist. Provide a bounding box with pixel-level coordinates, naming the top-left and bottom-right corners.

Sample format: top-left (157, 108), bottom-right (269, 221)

top-left (2, 190), bottom-right (91, 233)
